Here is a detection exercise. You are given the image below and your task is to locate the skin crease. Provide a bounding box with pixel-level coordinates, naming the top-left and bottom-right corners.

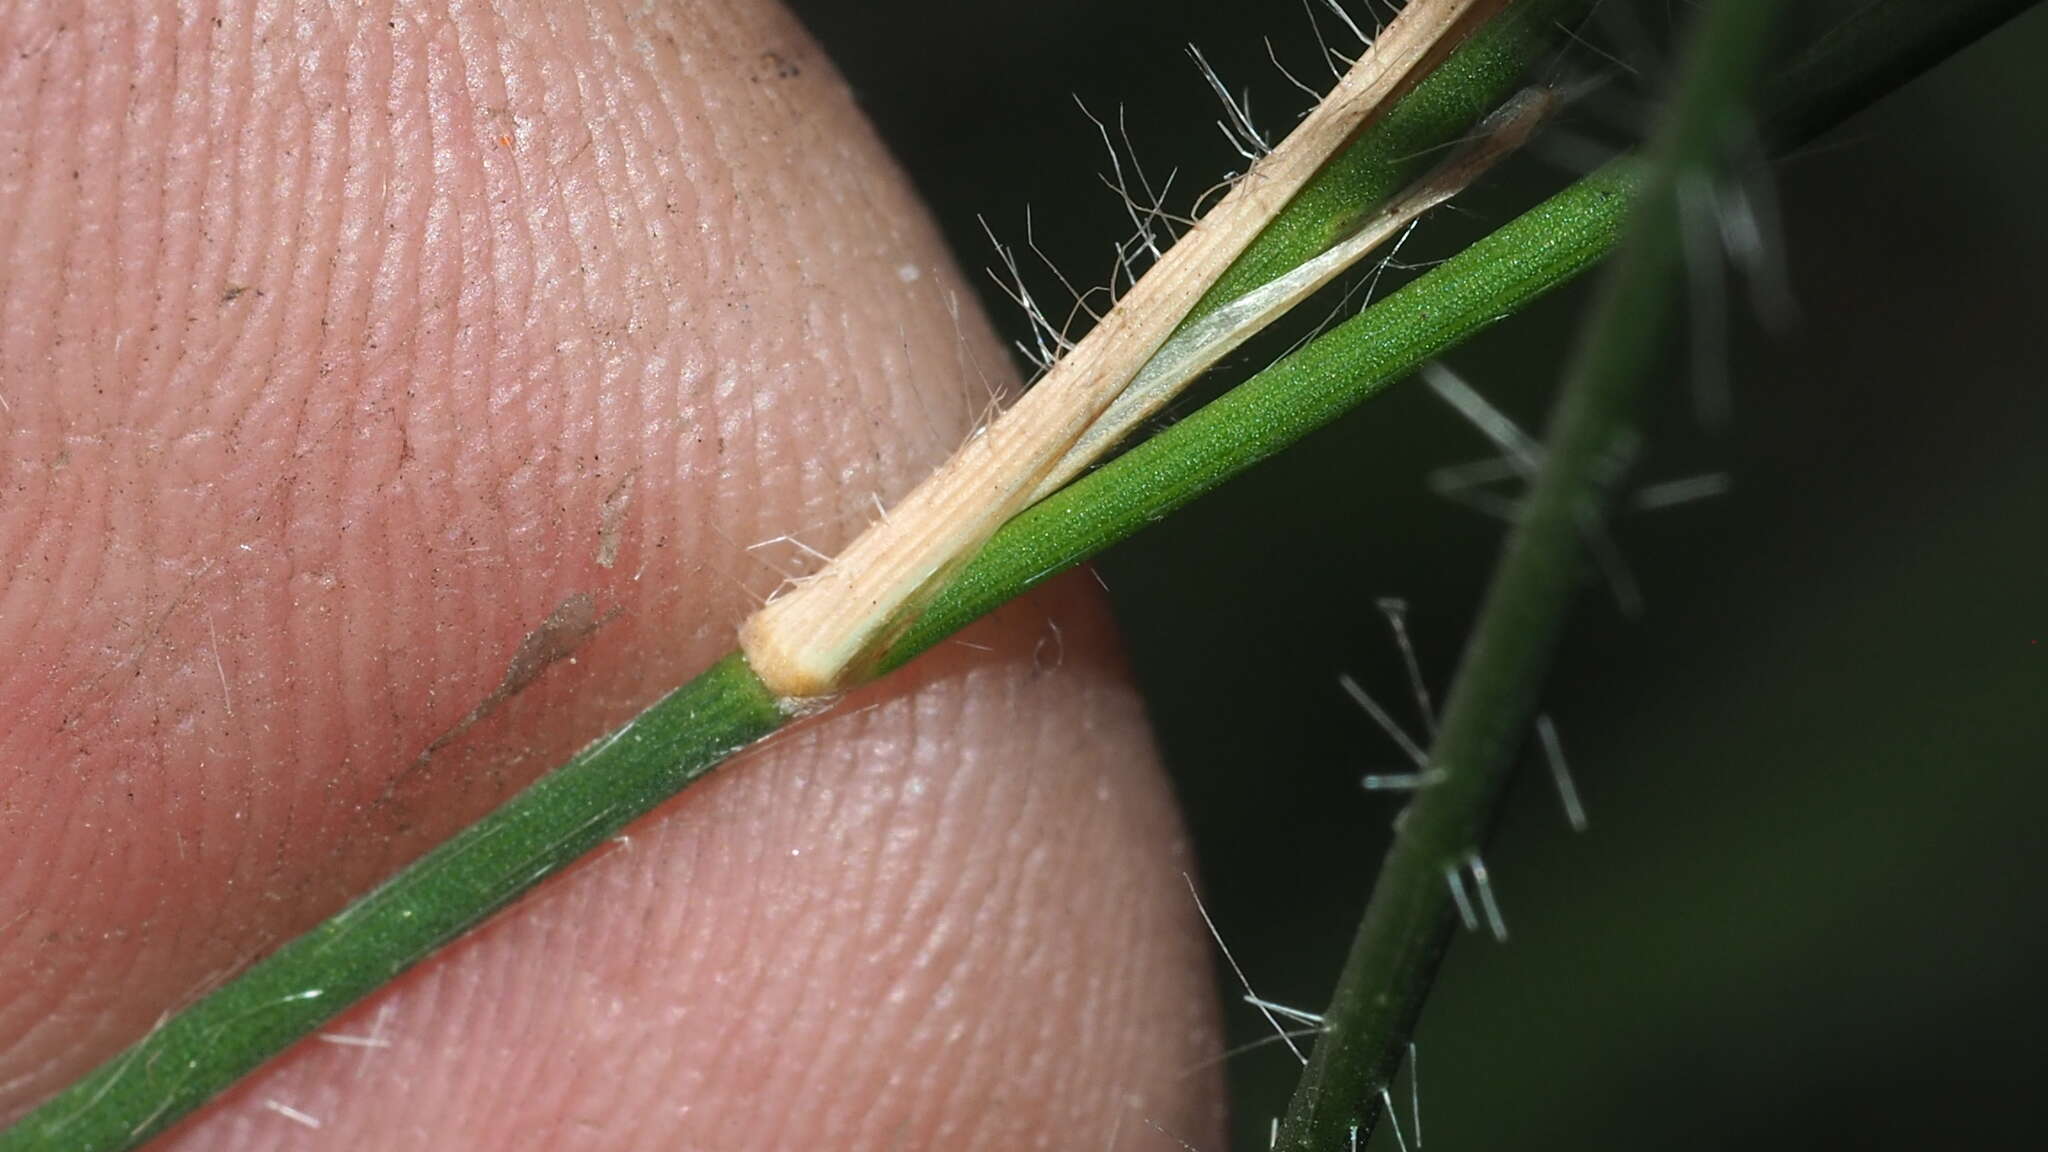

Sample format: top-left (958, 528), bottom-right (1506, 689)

top-left (0, 0), bottom-right (1225, 1147)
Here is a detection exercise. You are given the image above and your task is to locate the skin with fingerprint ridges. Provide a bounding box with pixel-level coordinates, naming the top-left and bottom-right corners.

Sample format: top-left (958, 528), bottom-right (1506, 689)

top-left (0, 1), bottom-right (1221, 1146)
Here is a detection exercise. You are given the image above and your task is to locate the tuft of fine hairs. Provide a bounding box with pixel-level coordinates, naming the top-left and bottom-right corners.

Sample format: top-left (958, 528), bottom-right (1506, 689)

top-left (1420, 360), bottom-right (1735, 618)
top-left (1188, 45), bottom-right (1274, 163)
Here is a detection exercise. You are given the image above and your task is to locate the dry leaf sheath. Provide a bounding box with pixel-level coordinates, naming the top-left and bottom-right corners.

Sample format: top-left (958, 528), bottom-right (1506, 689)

top-left (739, 0), bottom-right (1513, 699)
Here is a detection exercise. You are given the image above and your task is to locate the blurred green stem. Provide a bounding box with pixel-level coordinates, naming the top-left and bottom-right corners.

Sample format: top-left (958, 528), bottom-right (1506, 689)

top-left (1271, 0), bottom-right (2041, 1146)
top-left (1273, 0), bottom-right (1777, 1145)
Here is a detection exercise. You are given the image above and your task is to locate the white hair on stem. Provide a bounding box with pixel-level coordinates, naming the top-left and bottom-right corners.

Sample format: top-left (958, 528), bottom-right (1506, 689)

top-left (1301, 0), bottom-right (1349, 80)
top-left (1444, 860), bottom-right (1479, 932)
top-left (1377, 596), bottom-right (1438, 737)
top-left (978, 215), bottom-right (1074, 378)
top-left (1027, 205), bottom-right (1113, 337)
top-left (1340, 676), bottom-right (1427, 770)
top-left (1123, 105), bottom-right (1191, 230)
top-left (1317, 0), bottom-right (1377, 48)
top-left (1343, 593), bottom-right (1452, 791)
top-left (261, 1100), bottom-right (322, 1130)
top-left (1421, 361), bottom-right (1544, 472)
top-left (1380, 1086), bottom-right (1411, 1152)
top-left (1409, 1040), bottom-right (1423, 1147)
top-left (1185, 873), bottom-right (1308, 1064)
top-left (1420, 360), bottom-right (1649, 615)
top-left (1720, 143), bottom-right (1799, 328)
top-left (1467, 851), bottom-right (1509, 942)
top-left (1536, 713), bottom-right (1589, 832)
top-left (1179, 1027), bottom-right (1326, 1078)
top-left (317, 1001), bottom-right (395, 1050)
top-left (1267, 36), bottom-right (1327, 103)
top-left (1631, 472), bottom-right (1730, 510)
top-left (1187, 45), bottom-right (1273, 163)
top-left (1243, 993), bottom-right (1326, 1027)
top-left (1076, 98), bottom-right (1167, 262)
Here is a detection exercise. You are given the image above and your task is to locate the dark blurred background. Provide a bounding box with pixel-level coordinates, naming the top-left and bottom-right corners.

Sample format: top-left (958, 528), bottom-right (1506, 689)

top-left (786, 3), bottom-right (2048, 1147)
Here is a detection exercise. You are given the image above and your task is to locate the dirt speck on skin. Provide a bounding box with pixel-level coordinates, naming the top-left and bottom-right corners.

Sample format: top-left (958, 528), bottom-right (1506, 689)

top-left (755, 49), bottom-right (800, 81)
top-left (412, 592), bottom-right (611, 767)
top-left (597, 473), bottom-right (635, 568)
